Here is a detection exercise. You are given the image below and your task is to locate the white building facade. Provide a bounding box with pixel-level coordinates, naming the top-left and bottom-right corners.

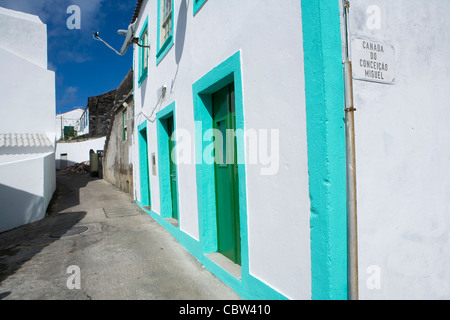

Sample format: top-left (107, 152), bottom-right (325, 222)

top-left (54, 107), bottom-right (106, 171)
top-left (55, 108), bottom-right (86, 141)
top-left (130, 0), bottom-right (450, 300)
top-left (0, 7), bottom-right (56, 233)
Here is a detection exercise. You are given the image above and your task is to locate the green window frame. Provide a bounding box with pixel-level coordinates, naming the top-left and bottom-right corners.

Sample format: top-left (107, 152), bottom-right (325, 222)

top-left (193, 0), bottom-right (208, 16)
top-left (156, 0), bottom-right (174, 65)
top-left (138, 17), bottom-right (149, 87)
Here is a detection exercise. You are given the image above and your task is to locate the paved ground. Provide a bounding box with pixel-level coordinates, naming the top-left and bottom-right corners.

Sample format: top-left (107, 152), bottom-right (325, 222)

top-left (0, 172), bottom-right (241, 300)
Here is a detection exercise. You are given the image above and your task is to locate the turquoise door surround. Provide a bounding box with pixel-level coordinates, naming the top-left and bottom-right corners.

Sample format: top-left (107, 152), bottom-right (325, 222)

top-left (301, 0), bottom-right (348, 300)
top-left (156, 102), bottom-right (180, 221)
top-left (138, 121), bottom-right (151, 208)
top-left (192, 51), bottom-right (286, 300)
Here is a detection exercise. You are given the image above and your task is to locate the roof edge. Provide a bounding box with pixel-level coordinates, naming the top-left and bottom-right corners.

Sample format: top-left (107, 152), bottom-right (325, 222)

top-left (131, 0), bottom-right (144, 24)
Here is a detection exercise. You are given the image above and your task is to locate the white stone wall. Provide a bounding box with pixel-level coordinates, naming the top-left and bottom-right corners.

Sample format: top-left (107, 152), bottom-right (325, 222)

top-left (55, 137), bottom-right (106, 170)
top-left (0, 7), bottom-right (55, 139)
top-left (0, 7), bottom-right (47, 69)
top-left (132, 0), bottom-right (311, 299)
top-left (56, 108), bottom-right (86, 141)
top-left (0, 7), bottom-right (56, 233)
top-left (344, 0), bottom-right (450, 299)
top-left (0, 152), bottom-right (55, 233)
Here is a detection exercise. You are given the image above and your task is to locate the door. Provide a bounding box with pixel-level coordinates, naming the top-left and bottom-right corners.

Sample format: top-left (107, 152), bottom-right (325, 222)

top-left (213, 83), bottom-right (241, 265)
top-left (139, 127), bottom-right (151, 208)
top-left (167, 117), bottom-right (179, 220)
top-left (60, 153), bottom-right (68, 169)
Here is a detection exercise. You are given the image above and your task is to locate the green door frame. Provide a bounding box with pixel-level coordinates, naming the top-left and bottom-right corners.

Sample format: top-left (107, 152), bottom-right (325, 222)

top-left (192, 51), bottom-right (249, 275)
top-left (138, 121), bottom-right (151, 208)
top-left (156, 102), bottom-right (179, 221)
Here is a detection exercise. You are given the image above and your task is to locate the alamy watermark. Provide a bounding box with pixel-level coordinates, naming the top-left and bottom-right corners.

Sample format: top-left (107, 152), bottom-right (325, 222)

top-left (66, 5), bottom-right (81, 30)
top-left (66, 265), bottom-right (81, 290)
top-left (171, 123), bottom-right (280, 176)
top-left (366, 265), bottom-right (381, 290)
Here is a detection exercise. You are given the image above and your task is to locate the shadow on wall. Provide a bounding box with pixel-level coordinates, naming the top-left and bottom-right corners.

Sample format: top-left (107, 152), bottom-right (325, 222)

top-left (175, 0), bottom-right (187, 65)
top-left (55, 159), bottom-right (78, 170)
top-left (171, 0), bottom-right (188, 93)
top-left (0, 184), bottom-right (45, 233)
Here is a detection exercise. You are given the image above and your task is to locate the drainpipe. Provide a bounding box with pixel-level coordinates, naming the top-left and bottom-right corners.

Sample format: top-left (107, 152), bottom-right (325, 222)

top-left (342, 0), bottom-right (359, 300)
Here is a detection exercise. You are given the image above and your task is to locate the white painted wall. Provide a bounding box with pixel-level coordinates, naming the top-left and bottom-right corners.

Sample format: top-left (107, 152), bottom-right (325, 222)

top-left (56, 108), bottom-right (85, 141)
top-left (0, 152), bottom-right (55, 233)
top-left (0, 8), bottom-right (56, 233)
top-left (345, 0), bottom-right (450, 299)
top-left (55, 137), bottom-right (106, 170)
top-left (132, 0), bottom-right (311, 299)
top-left (0, 7), bottom-right (47, 68)
top-left (0, 8), bottom-right (55, 137)
top-left (0, 47), bottom-right (55, 137)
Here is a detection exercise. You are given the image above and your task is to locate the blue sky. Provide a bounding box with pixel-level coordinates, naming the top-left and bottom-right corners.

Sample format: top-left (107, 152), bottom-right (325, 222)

top-left (0, 0), bottom-right (137, 114)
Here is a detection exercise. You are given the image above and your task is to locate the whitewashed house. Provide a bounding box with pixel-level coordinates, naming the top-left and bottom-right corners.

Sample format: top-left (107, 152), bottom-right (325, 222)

top-left (54, 89), bottom-right (117, 170)
top-left (0, 7), bottom-right (56, 233)
top-left (55, 107), bottom-right (105, 171)
top-left (128, 0), bottom-right (450, 300)
top-left (55, 108), bottom-right (86, 141)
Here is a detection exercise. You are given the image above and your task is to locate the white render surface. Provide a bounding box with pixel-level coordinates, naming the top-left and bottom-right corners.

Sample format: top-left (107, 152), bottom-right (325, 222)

top-left (346, 0), bottom-right (450, 299)
top-left (55, 137), bottom-right (106, 170)
top-left (0, 152), bottom-right (55, 233)
top-left (56, 108), bottom-right (86, 141)
top-left (132, 0), bottom-right (311, 299)
top-left (0, 7), bottom-right (47, 68)
top-left (0, 47), bottom-right (55, 136)
top-left (0, 8), bottom-right (56, 233)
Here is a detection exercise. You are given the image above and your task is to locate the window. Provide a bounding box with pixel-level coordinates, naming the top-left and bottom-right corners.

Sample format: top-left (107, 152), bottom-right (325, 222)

top-left (157, 0), bottom-right (174, 64)
top-left (161, 0), bottom-right (172, 44)
top-left (63, 126), bottom-right (76, 140)
top-left (138, 18), bottom-right (149, 86)
top-left (193, 0), bottom-right (208, 15)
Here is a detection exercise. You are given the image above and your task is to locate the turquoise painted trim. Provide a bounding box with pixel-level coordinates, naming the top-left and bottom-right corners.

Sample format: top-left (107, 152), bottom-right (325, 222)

top-left (138, 120), bottom-right (151, 207)
top-left (301, 0), bottom-right (348, 300)
top-left (156, 0), bottom-right (174, 65)
top-left (138, 16), bottom-right (149, 87)
top-left (140, 206), bottom-right (203, 257)
top-left (136, 202), bottom-right (287, 300)
top-left (156, 35), bottom-right (174, 65)
top-left (156, 101), bottom-right (179, 220)
top-left (192, 51), bottom-right (246, 261)
top-left (193, 0), bottom-right (208, 16)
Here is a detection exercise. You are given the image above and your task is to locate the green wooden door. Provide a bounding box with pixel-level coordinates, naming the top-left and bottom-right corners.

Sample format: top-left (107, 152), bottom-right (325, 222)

top-left (213, 84), bottom-right (241, 265)
top-left (167, 117), bottom-right (179, 220)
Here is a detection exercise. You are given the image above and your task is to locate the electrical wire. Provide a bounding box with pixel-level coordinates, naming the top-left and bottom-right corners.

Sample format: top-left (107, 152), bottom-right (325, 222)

top-left (134, 87), bottom-right (167, 123)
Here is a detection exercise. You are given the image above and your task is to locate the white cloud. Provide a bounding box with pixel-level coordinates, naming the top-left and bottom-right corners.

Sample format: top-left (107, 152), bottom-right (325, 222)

top-left (58, 86), bottom-right (79, 107)
top-left (0, 0), bottom-right (104, 24)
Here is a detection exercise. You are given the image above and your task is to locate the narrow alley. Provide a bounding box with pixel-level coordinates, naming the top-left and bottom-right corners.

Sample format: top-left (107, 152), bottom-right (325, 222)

top-left (0, 171), bottom-right (241, 300)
